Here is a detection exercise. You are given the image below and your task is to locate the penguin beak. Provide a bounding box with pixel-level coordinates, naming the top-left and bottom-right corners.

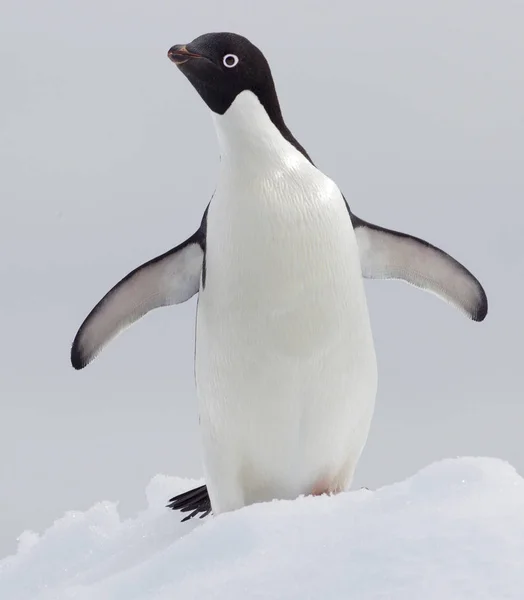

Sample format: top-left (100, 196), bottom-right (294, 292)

top-left (167, 45), bottom-right (203, 66)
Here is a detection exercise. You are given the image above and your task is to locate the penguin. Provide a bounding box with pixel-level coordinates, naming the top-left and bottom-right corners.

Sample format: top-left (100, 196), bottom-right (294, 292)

top-left (71, 32), bottom-right (487, 520)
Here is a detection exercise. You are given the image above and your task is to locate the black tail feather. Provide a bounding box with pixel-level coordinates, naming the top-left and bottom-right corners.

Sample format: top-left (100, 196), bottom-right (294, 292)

top-left (166, 484), bottom-right (212, 521)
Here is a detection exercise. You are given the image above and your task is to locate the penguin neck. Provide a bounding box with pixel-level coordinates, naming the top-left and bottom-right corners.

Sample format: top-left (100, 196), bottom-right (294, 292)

top-left (212, 90), bottom-right (312, 173)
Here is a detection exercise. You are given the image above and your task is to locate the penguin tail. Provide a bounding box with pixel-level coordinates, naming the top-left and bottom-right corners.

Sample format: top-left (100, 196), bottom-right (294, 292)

top-left (166, 484), bottom-right (212, 522)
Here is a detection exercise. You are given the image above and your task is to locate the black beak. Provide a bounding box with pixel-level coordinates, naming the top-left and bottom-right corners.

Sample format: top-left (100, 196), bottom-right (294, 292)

top-left (167, 44), bottom-right (203, 66)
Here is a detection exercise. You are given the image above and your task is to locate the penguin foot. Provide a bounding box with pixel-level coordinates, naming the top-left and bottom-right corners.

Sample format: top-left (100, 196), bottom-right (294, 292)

top-left (166, 483), bottom-right (370, 522)
top-left (166, 484), bottom-right (212, 522)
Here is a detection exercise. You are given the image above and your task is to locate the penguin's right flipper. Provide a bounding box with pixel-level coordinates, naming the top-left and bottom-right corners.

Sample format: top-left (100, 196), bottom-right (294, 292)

top-left (351, 213), bottom-right (488, 322)
top-left (71, 232), bottom-right (204, 370)
top-left (166, 484), bottom-right (212, 521)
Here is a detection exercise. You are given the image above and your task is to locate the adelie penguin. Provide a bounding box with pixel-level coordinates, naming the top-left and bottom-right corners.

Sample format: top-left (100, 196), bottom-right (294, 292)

top-left (71, 32), bottom-right (487, 521)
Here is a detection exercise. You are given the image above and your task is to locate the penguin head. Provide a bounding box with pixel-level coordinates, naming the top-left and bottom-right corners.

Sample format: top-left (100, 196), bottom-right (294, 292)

top-left (168, 32), bottom-right (278, 116)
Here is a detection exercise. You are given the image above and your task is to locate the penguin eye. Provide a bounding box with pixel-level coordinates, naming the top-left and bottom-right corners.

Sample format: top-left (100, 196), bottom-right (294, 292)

top-left (223, 54), bottom-right (239, 68)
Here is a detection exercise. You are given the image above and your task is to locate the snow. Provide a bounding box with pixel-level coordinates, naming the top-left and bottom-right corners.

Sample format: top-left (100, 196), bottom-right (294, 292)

top-left (1, 458), bottom-right (523, 600)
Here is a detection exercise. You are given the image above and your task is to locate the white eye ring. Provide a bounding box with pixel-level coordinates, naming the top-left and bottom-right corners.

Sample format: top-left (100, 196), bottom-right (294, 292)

top-left (223, 54), bottom-right (239, 68)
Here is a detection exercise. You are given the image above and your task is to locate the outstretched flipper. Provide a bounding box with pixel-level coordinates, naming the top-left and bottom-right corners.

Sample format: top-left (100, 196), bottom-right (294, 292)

top-left (71, 230), bottom-right (205, 370)
top-left (166, 485), bottom-right (212, 521)
top-left (351, 213), bottom-right (488, 321)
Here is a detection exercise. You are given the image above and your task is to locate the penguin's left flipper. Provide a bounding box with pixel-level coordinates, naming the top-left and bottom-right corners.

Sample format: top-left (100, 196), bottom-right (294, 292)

top-left (351, 214), bottom-right (488, 322)
top-left (71, 232), bottom-right (204, 370)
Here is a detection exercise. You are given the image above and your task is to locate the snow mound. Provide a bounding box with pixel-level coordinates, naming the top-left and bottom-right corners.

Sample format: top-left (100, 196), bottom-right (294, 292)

top-left (1, 458), bottom-right (524, 600)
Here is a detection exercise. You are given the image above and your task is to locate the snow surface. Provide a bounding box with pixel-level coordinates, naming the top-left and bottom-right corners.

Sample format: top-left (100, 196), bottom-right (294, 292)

top-left (1, 458), bottom-right (523, 600)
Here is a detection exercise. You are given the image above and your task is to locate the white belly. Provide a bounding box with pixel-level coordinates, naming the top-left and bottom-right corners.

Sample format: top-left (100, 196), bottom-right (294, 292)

top-left (195, 159), bottom-right (377, 513)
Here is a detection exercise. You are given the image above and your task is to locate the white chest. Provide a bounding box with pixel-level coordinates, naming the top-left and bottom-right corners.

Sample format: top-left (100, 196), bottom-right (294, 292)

top-left (203, 158), bottom-right (360, 348)
top-left (203, 91), bottom-right (361, 315)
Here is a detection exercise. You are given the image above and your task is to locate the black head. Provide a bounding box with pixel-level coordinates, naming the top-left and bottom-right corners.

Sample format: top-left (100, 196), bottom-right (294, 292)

top-left (168, 32), bottom-right (277, 116)
top-left (167, 32), bottom-right (313, 162)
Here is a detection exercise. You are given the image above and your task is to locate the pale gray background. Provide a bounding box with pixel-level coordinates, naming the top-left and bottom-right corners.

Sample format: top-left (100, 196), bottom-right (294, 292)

top-left (1, 0), bottom-right (522, 557)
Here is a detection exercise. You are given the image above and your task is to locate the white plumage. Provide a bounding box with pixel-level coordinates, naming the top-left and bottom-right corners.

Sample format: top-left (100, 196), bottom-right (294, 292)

top-left (195, 91), bottom-right (377, 513)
